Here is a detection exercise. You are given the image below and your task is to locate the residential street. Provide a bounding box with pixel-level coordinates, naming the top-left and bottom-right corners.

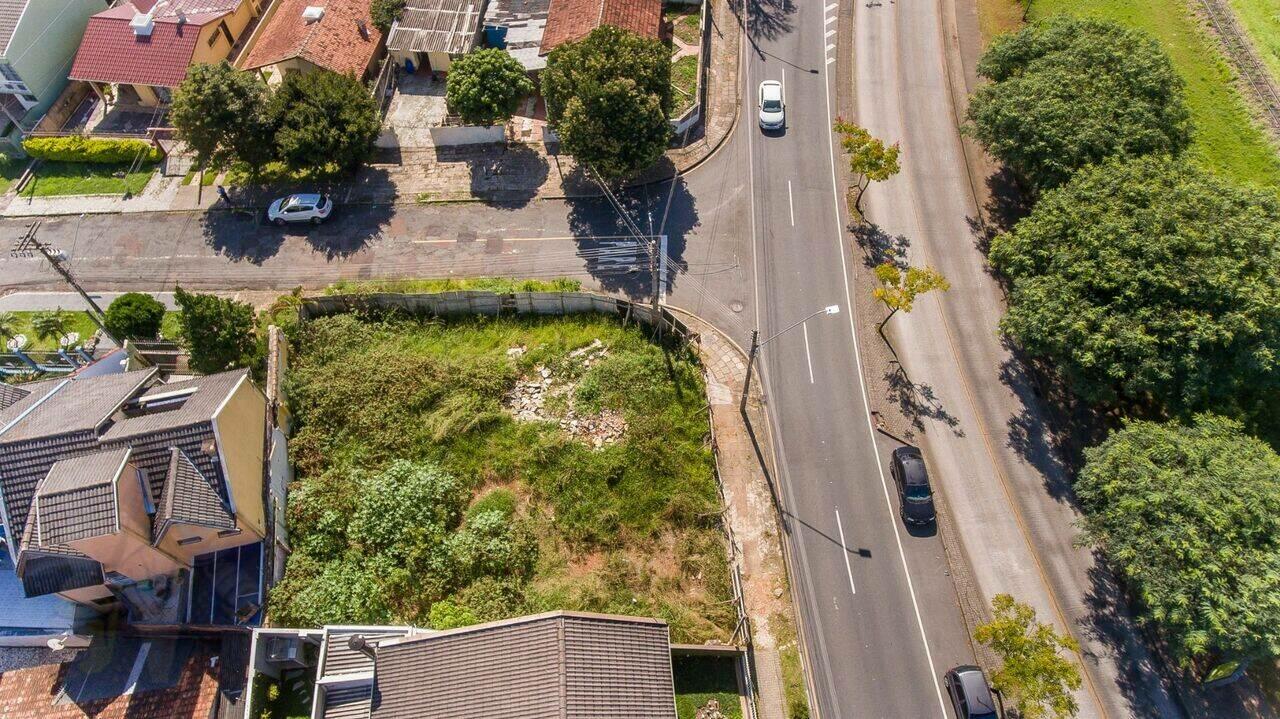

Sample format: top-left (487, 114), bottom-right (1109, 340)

top-left (0, 0), bottom-right (1238, 715)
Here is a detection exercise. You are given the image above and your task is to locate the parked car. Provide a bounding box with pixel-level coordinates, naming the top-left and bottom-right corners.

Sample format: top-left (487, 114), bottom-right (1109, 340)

top-left (944, 665), bottom-right (1000, 719)
top-left (758, 80), bottom-right (785, 130)
top-left (267, 193), bottom-right (333, 226)
top-left (890, 445), bottom-right (935, 525)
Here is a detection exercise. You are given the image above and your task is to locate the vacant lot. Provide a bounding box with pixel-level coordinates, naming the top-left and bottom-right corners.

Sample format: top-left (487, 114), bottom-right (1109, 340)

top-left (1019, 0), bottom-right (1280, 187)
top-left (272, 311), bottom-right (735, 643)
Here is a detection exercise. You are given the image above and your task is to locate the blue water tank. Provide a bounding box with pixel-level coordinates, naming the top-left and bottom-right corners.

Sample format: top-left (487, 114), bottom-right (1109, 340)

top-left (405, 58), bottom-right (416, 74)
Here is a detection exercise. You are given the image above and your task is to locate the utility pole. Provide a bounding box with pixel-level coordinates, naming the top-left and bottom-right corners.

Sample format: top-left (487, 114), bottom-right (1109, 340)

top-left (741, 305), bottom-right (841, 412)
top-left (24, 221), bottom-right (116, 343)
top-left (588, 164), bottom-right (664, 339)
top-left (741, 329), bottom-right (759, 413)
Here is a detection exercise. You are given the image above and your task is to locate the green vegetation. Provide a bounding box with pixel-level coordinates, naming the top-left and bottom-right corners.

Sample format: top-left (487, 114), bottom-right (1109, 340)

top-left (989, 155), bottom-right (1280, 420)
top-left (543, 26), bottom-right (673, 181)
top-left (174, 287), bottom-right (261, 374)
top-left (872, 263), bottom-right (948, 333)
top-left (772, 613), bottom-right (810, 719)
top-left (967, 17), bottom-right (1191, 192)
top-left (323, 277), bottom-right (582, 294)
top-left (666, 8), bottom-right (702, 46)
top-left (23, 162), bottom-right (155, 197)
top-left (1028, 0), bottom-right (1280, 187)
top-left (671, 55), bottom-right (699, 115)
top-left (446, 48), bottom-right (535, 125)
top-left (251, 670), bottom-right (312, 719)
top-left (104, 293), bottom-right (166, 341)
top-left (673, 655), bottom-right (743, 719)
top-left (370, 0), bottom-right (406, 32)
top-left (272, 70), bottom-right (381, 174)
top-left (834, 121), bottom-right (902, 213)
top-left (274, 312), bottom-right (734, 642)
top-left (1227, 0), bottom-right (1280, 82)
top-left (0, 310), bottom-right (98, 350)
top-left (21, 136), bottom-right (161, 164)
top-left (0, 154), bottom-right (23, 194)
top-left (1077, 414), bottom-right (1280, 666)
top-left (975, 594), bottom-right (1081, 719)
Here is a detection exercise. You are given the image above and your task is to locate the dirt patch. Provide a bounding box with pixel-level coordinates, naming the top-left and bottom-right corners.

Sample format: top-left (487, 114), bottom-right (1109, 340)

top-left (503, 339), bottom-right (628, 449)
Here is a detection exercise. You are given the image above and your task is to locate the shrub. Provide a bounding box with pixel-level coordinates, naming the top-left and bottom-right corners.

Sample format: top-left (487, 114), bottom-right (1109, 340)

top-left (22, 136), bottom-right (162, 164)
top-left (467, 488), bottom-right (517, 521)
top-left (446, 48), bottom-right (534, 125)
top-left (428, 599), bottom-right (479, 630)
top-left (104, 292), bottom-right (165, 340)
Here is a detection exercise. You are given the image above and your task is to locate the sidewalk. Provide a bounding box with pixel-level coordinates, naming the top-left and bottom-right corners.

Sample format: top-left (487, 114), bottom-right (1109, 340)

top-left (1, 0), bottom-right (742, 218)
top-left (675, 308), bottom-right (802, 719)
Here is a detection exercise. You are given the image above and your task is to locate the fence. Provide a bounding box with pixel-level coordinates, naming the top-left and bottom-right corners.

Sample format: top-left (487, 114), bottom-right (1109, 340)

top-left (1196, 0), bottom-right (1280, 136)
top-left (669, 0), bottom-right (715, 140)
top-left (299, 290), bottom-right (697, 343)
top-left (371, 55), bottom-right (398, 120)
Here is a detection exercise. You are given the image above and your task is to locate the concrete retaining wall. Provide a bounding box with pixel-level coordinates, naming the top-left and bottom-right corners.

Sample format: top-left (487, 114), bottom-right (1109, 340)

top-left (428, 124), bottom-right (507, 146)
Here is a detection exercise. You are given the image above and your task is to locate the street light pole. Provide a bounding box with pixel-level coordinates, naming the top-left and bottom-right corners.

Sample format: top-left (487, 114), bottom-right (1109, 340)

top-left (740, 304), bottom-right (840, 412)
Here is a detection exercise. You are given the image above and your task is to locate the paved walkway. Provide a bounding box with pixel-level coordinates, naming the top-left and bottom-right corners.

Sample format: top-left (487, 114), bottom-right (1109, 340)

top-left (676, 307), bottom-right (797, 719)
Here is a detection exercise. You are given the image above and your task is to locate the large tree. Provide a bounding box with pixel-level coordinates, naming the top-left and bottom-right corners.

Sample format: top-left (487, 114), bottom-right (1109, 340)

top-left (1077, 414), bottom-right (1280, 665)
top-left (988, 155), bottom-right (1280, 416)
top-left (104, 292), bottom-right (165, 340)
top-left (169, 62), bottom-right (274, 172)
top-left (966, 17), bottom-right (1191, 191)
top-left (174, 287), bottom-right (259, 374)
top-left (976, 594), bottom-right (1081, 719)
top-left (542, 26), bottom-right (672, 181)
top-left (446, 48), bottom-right (533, 126)
top-left (270, 70), bottom-right (381, 174)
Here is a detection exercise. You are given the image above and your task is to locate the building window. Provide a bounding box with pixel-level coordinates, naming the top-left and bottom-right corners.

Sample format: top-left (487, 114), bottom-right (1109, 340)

top-left (0, 64), bottom-right (19, 82)
top-left (177, 536), bottom-right (203, 546)
top-left (216, 528), bottom-right (242, 538)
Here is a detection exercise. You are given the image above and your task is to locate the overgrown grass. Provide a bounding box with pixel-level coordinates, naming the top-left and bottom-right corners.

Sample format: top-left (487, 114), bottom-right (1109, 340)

top-left (673, 654), bottom-right (744, 719)
top-left (225, 160), bottom-right (341, 187)
top-left (280, 312), bottom-right (735, 642)
top-left (772, 612), bottom-right (811, 719)
top-left (1027, 0), bottom-right (1280, 187)
top-left (323, 277), bottom-right (582, 295)
top-left (1226, 0), bottom-right (1280, 83)
top-left (672, 55), bottom-right (700, 116)
top-left (666, 7), bottom-right (702, 45)
top-left (0, 310), bottom-right (181, 350)
top-left (182, 168), bottom-right (219, 186)
top-left (24, 161), bottom-right (156, 197)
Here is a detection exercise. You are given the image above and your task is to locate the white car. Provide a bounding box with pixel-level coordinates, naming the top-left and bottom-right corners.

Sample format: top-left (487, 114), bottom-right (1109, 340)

top-left (267, 193), bottom-right (333, 226)
top-left (758, 80), bottom-right (784, 130)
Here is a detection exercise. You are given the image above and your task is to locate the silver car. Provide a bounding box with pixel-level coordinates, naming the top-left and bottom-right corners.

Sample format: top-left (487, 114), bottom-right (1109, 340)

top-left (267, 193), bottom-right (333, 226)
top-left (758, 80), bottom-right (784, 130)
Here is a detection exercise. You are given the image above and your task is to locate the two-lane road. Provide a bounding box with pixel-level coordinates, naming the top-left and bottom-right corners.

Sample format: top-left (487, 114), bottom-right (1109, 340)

top-left (740, 0), bottom-right (975, 714)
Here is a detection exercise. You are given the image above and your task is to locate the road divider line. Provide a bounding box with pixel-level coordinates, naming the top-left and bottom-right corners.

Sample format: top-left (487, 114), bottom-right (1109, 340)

top-left (788, 180), bottom-right (796, 226)
top-left (835, 509), bottom-right (856, 595)
top-left (803, 320), bottom-right (815, 383)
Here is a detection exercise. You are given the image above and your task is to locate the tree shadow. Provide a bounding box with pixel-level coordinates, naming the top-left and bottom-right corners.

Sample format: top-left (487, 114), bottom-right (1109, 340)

top-left (201, 210), bottom-right (285, 264)
top-left (200, 200), bottom-right (394, 264)
top-left (884, 364), bottom-right (963, 436)
top-left (460, 142), bottom-right (549, 208)
top-left (984, 166), bottom-right (1033, 235)
top-left (850, 221), bottom-right (910, 269)
top-left (300, 201), bottom-right (396, 260)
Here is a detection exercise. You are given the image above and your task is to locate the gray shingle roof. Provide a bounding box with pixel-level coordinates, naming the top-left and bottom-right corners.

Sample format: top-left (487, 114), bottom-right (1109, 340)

top-left (0, 377), bottom-right (64, 429)
top-left (27, 447), bottom-right (130, 548)
top-left (0, 383), bottom-right (32, 413)
top-left (99, 369), bottom-right (248, 442)
top-left (0, 0), bottom-right (27, 57)
top-left (18, 552), bottom-right (104, 596)
top-left (0, 369), bottom-right (156, 443)
top-left (320, 627), bottom-right (413, 679)
top-left (385, 0), bottom-right (483, 54)
top-left (153, 447), bottom-right (235, 542)
top-left (321, 684), bottom-right (374, 719)
top-left (369, 612), bottom-right (676, 719)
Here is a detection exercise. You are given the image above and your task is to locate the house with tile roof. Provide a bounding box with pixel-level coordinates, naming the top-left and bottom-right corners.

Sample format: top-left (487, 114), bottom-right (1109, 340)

top-left (0, 1), bottom-right (105, 148)
top-left (67, 0), bottom-right (262, 109)
top-left (248, 611), bottom-right (689, 719)
top-left (539, 0), bottom-right (661, 54)
top-left (0, 365), bottom-right (272, 625)
top-left (238, 0), bottom-right (384, 84)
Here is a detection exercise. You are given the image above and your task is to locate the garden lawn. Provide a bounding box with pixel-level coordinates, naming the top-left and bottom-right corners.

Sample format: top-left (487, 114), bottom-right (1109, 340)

top-left (24, 161), bottom-right (156, 197)
top-left (0, 155), bottom-right (26, 194)
top-left (672, 55), bottom-right (700, 116)
top-left (666, 7), bottom-right (702, 45)
top-left (673, 655), bottom-right (743, 719)
top-left (1029, 0), bottom-right (1280, 187)
top-left (1227, 0), bottom-right (1280, 83)
top-left (1, 310), bottom-right (182, 350)
top-left (276, 312), bottom-right (736, 643)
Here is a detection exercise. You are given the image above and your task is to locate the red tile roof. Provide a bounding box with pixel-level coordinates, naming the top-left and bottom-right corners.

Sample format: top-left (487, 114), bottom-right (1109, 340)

top-left (240, 0), bottom-right (382, 77)
top-left (68, 1), bottom-right (241, 88)
top-left (539, 0), bottom-right (661, 53)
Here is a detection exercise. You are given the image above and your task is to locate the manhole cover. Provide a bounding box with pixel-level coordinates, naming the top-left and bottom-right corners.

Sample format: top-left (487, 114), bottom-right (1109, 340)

top-left (729, 300), bottom-right (745, 313)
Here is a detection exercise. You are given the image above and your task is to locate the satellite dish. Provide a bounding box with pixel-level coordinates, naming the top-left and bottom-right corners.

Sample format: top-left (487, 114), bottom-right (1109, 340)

top-left (59, 332), bottom-right (80, 348)
top-left (7, 334), bottom-right (28, 351)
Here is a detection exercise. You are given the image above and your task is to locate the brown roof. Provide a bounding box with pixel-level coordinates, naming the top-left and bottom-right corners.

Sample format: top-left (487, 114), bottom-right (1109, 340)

top-left (370, 611), bottom-right (677, 719)
top-left (539, 0), bottom-right (661, 53)
top-left (240, 0), bottom-right (383, 77)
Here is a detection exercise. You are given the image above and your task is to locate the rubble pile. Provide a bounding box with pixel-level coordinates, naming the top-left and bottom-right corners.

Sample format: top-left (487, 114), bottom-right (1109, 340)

top-left (503, 340), bottom-right (626, 449)
top-left (695, 698), bottom-right (728, 719)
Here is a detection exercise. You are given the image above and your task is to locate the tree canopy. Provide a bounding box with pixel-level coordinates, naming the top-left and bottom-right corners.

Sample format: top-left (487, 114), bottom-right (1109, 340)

top-left (169, 62), bottom-right (273, 171)
top-left (446, 48), bottom-right (534, 126)
top-left (833, 120), bottom-right (901, 212)
top-left (370, 0), bottom-right (406, 32)
top-left (1076, 415), bottom-right (1280, 664)
top-left (270, 70), bottom-right (381, 173)
top-left (104, 292), bottom-right (165, 340)
top-left (542, 26), bottom-right (672, 181)
top-left (988, 155), bottom-right (1280, 416)
top-left (872, 263), bottom-right (949, 332)
top-left (966, 17), bottom-right (1191, 191)
top-left (975, 594), bottom-right (1081, 719)
top-left (174, 287), bottom-right (259, 375)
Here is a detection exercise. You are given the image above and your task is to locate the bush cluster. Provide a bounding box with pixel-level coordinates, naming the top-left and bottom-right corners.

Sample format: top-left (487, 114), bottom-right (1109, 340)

top-left (22, 136), bottom-right (162, 164)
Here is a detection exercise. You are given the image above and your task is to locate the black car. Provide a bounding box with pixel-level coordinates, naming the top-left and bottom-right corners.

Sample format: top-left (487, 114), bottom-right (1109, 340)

top-left (944, 665), bottom-right (1000, 719)
top-left (890, 446), bottom-right (935, 525)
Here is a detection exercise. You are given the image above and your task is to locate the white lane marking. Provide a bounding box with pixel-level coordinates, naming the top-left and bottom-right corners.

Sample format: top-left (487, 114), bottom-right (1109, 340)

top-left (803, 320), bottom-right (815, 383)
top-left (819, 3), bottom-right (949, 715)
top-left (826, 14), bottom-right (838, 24)
top-left (788, 180), bottom-right (795, 226)
top-left (825, 2), bottom-right (838, 10)
top-left (826, 56), bottom-right (836, 65)
top-left (825, 43), bottom-right (836, 53)
top-left (826, 29), bottom-right (837, 38)
top-left (835, 509), bottom-right (857, 595)
top-left (659, 233), bottom-right (669, 301)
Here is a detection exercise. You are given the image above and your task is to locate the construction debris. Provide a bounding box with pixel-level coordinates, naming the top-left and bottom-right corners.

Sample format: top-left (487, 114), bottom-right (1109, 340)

top-left (503, 340), bottom-right (626, 449)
